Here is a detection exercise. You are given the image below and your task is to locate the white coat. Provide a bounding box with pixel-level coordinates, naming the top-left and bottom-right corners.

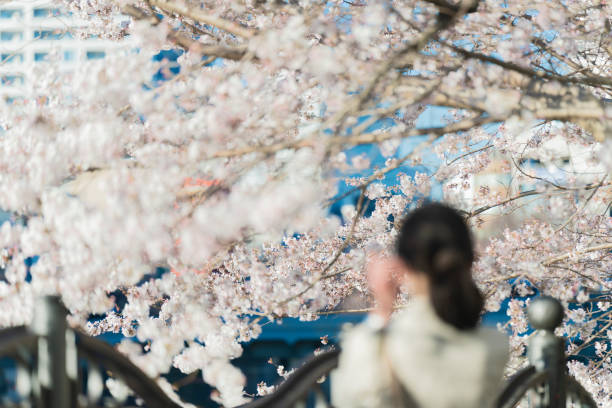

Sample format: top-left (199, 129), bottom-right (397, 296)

top-left (332, 296), bottom-right (509, 408)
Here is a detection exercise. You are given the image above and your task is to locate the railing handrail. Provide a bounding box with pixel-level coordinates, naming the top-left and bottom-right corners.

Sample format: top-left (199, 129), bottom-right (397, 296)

top-left (0, 296), bottom-right (599, 408)
top-left (237, 347), bottom-right (340, 408)
top-left (75, 331), bottom-right (183, 408)
top-left (237, 296), bottom-right (597, 408)
top-left (0, 297), bottom-right (184, 408)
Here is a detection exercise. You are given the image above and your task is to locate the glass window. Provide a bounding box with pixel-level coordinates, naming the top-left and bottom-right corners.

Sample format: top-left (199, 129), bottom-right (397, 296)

top-left (86, 51), bottom-right (105, 60)
top-left (33, 8), bottom-right (62, 18)
top-left (0, 9), bottom-right (23, 19)
top-left (0, 53), bottom-right (23, 64)
top-left (33, 30), bottom-right (73, 40)
top-left (34, 52), bottom-right (49, 62)
top-left (1, 75), bottom-right (24, 85)
top-left (5, 96), bottom-right (24, 105)
top-left (0, 32), bottom-right (23, 41)
top-left (64, 50), bottom-right (76, 61)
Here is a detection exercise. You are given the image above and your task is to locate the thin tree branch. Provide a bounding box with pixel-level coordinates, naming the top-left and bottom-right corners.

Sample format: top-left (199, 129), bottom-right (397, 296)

top-left (466, 181), bottom-right (611, 219)
top-left (444, 42), bottom-right (612, 88)
top-left (542, 243), bottom-right (612, 266)
top-left (446, 143), bottom-right (493, 166)
top-left (466, 190), bottom-right (544, 218)
top-left (327, 1), bottom-right (475, 134)
top-left (149, 0), bottom-right (256, 39)
top-left (548, 265), bottom-right (611, 289)
top-left (325, 131), bottom-right (439, 207)
top-left (511, 156), bottom-right (568, 190)
top-left (278, 189), bottom-right (367, 306)
top-left (553, 176), bottom-right (607, 234)
top-left (211, 114), bottom-right (499, 159)
top-left (569, 311), bottom-right (612, 356)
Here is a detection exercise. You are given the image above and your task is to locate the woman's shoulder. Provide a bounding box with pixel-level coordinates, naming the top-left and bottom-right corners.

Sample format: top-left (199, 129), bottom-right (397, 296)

top-left (389, 299), bottom-right (509, 356)
top-left (338, 314), bottom-right (386, 345)
top-left (475, 325), bottom-right (509, 344)
top-left (473, 326), bottom-right (510, 364)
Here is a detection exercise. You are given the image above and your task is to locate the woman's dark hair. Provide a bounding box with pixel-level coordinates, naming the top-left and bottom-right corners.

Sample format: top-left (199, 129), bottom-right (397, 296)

top-left (396, 203), bottom-right (483, 330)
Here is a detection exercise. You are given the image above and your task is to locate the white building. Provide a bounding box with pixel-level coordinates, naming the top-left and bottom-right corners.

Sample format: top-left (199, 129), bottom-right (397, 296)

top-left (452, 125), bottom-right (609, 238)
top-left (0, 0), bottom-right (125, 100)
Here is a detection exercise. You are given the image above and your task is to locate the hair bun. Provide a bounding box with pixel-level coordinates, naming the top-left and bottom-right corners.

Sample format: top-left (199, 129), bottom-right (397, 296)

top-left (397, 203), bottom-right (483, 329)
top-left (431, 248), bottom-right (466, 284)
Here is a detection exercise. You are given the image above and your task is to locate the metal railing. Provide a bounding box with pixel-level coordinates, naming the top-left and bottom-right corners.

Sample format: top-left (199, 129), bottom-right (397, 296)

top-left (496, 297), bottom-right (597, 408)
top-left (0, 296), bottom-right (599, 408)
top-left (239, 297), bottom-right (598, 408)
top-left (0, 296), bottom-right (182, 408)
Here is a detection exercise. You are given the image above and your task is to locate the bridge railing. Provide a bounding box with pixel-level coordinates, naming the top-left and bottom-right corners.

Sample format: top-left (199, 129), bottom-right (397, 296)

top-left (0, 296), bottom-right (182, 408)
top-left (0, 296), bottom-right (599, 408)
top-left (238, 296), bottom-right (598, 408)
top-left (496, 297), bottom-right (597, 408)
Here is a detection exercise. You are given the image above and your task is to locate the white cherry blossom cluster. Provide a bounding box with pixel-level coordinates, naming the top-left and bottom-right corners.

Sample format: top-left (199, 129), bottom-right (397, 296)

top-left (0, 0), bottom-right (610, 405)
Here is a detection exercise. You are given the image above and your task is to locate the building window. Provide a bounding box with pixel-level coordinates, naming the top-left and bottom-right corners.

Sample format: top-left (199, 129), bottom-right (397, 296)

top-left (64, 50), bottom-right (76, 61)
top-left (1, 75), bottom-right (24, 86)
top-left (34, 52), bottom-right (49, 62)
top-left (33, 8), bottom-right (62, 18)
top-left (0, 9), bottom-right (23, 19)
top-left (0, 32), bottom-right (23, 42)
top-left (0, 53), bottom-right (23, 64)
top-left (33, 30), bottom-right (73, 40)
top-left (518, 158), bottom-right (542, 167)
top-left (4, 96), bottom-right (24, 104)
top-left (86, 51), bottom-right (105, 60)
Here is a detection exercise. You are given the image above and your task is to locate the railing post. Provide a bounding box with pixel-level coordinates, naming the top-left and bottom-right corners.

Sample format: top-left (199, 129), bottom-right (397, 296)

top-left (527, 296), bottom-right (566, 408)
top-left (31, 295), bottom-right (71, 408)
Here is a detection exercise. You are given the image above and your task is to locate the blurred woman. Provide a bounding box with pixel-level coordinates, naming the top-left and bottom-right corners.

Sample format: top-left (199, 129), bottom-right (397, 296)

top-left (332, 203), bottom-right (508, 408)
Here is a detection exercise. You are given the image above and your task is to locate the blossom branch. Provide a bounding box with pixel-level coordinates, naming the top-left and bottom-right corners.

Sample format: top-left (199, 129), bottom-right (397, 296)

top-left (443, 42), bottom-right (612, 89)
top-left (277, 190), bottom-right (367, 307)
top-left (148, 0), bottom-right (256, 39)
top-left (211, 113), bottom-right (499, 159)
top-left (542, 243), bottom-right (612, 266)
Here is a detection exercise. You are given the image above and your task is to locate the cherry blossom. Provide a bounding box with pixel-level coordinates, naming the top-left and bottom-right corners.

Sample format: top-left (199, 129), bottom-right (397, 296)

top-left (0, 0), bottom-right (610, 406)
